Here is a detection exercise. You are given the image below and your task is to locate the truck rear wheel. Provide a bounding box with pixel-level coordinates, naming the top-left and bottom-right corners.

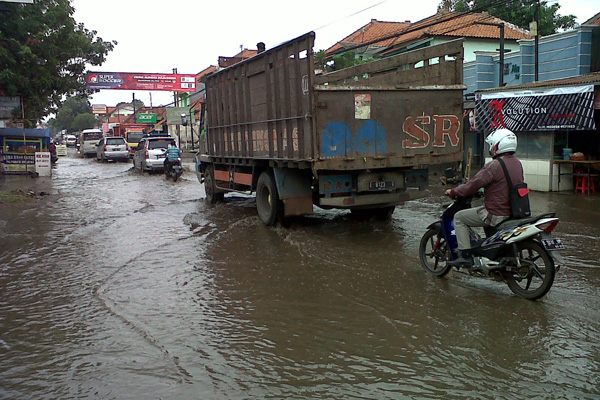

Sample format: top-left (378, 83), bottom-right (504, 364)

top-left (204, 166), bottom-right (224, 204)
top-left (256, 171), bottom-right (280, 226)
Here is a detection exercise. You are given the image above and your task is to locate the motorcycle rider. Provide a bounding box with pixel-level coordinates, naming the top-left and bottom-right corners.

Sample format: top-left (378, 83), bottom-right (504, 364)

top-left (445, 128), bottom-right (525, 266)
top-left (164, 143), bottom-right (182, 175)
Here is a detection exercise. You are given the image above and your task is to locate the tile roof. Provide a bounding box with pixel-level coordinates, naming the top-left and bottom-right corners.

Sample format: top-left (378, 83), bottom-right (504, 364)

top-left (326, 11), bottom-right (532, 56)
top-left (196, 65), bottom-right (216, 80)
top-left (583, 11), bottom-right (600, 25)
top-left (218, 48), bottom-right (259, 68)
top-left (326, 19), bottom-right (410, 54)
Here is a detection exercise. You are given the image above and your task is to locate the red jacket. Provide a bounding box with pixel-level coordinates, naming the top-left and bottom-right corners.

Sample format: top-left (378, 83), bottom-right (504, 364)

top-left (450, 154), bottom-right (524, 217)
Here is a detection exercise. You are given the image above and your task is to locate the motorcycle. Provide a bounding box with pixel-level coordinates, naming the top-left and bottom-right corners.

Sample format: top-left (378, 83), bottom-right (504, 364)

top-left (419, 192), bottom-right (565, 300)
top-left (164, 157), bottom-right (183, 182)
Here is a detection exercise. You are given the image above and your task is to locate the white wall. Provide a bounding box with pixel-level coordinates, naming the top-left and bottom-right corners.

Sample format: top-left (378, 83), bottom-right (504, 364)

top-left (485, 157), bottom-right (573, 192)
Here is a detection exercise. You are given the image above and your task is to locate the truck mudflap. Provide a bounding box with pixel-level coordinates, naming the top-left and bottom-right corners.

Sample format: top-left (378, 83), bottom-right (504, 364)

top-left (273, 168), bottom-right (314, 217)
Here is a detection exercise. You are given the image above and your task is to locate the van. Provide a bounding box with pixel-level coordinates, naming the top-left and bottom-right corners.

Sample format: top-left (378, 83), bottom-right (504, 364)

top-left (79, 129), bottom-right (103, 157)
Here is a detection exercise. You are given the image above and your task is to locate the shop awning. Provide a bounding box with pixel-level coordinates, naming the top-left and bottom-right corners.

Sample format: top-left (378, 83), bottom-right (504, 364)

top-left (0, 128), bottom-right (50, 138)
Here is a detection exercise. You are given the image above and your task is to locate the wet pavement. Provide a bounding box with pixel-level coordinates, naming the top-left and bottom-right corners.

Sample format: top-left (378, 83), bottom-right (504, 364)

top-left (1, 150), bottom-right (599, 399)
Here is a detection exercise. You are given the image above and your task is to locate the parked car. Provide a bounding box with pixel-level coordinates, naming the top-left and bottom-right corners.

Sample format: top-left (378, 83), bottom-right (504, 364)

top-left (96, 136), bottom-right (130, 162)
top-left (133, 136), bottom-right (177, 172)
top-left (79, 129), bottom-right (103, 157)
top-left (65, 135), bottom-right (77, 147)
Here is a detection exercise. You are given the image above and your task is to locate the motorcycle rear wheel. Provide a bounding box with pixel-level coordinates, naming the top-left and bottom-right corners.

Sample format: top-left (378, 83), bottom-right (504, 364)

top-left (505, 241), bottom-right (555, 300)
top-left (419, 229), bottom-right (452, 277)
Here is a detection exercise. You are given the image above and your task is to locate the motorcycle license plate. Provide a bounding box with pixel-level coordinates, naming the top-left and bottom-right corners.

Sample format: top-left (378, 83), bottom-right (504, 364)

top-left (542, 238), bottom-right (565, 250)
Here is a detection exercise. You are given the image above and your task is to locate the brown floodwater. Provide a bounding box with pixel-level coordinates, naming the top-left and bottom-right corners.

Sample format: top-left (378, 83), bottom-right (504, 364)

top-left (1, 150), bottom-right (599, 399)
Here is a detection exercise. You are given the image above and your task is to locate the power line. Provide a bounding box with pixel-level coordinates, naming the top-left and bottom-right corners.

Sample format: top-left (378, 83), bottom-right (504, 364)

top-left (311, 0), bottom-right (390, 32)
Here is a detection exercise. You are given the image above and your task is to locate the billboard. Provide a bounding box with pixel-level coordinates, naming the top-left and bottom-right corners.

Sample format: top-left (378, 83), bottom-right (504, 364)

top-left (92, 104), bottom-right (107, 114)
top-left (86, 72), bottom-right (196, 92)
top-left (476, 85), bottom-right (596, 133)
top-left (166, 107), bottom-right (193, 125)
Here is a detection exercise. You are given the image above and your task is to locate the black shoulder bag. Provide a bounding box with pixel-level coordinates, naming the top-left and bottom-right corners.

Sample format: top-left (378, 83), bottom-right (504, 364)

top-left (497, 158), bottom-right (531, 219)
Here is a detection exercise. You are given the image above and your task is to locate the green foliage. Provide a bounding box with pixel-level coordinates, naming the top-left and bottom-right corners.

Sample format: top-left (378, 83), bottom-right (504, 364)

top-left (329, 51), bottom-right (374, 71)
top-left (71, 113), bottom-right (96, 131)
top-left (314, 50), bottom-right (331, 72)
top-left (49, 95), bottom-right (92, 133)
top-left (439, 0), bottom-right (576, 35)
top-left (0, 0), bottom-right (116, 125)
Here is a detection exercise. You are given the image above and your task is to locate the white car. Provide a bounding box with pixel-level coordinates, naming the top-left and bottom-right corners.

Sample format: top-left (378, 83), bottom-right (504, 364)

top-left (133, 136), bottom-right (177, 172)
top-left (96, 136), bottom-right (130, 162)
top-left (65, 135), bottom-right (77, 147)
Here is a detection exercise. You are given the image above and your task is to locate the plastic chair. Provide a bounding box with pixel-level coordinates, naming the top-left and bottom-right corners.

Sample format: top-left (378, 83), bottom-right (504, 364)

top-left (575, 169), bottom-right (596, 194)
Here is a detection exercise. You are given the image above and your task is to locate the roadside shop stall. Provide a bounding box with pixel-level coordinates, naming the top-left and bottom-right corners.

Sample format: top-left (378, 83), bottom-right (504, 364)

top-left (475, 73), bottom-right (600, 192)
top-left (0, 128), bottom-right (51, 175)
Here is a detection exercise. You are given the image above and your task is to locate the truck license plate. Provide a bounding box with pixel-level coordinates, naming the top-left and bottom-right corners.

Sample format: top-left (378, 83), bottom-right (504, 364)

top-left (542, 238), bottom-right (565, 250)
top-left (369, 180), bottom-right (395, 190)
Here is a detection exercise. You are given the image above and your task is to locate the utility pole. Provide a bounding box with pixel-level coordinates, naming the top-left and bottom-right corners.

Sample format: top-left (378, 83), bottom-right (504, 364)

top-left (535, 0), bottom-right (540, 81)
top-left (173, 67), bottom-right (180, 146)
top-left (478, 21), bottom-right (506, 87)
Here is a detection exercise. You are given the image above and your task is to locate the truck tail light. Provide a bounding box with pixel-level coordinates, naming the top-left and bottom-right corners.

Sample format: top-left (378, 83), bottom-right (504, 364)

top-left (145, 149), bottom-right (149, 159)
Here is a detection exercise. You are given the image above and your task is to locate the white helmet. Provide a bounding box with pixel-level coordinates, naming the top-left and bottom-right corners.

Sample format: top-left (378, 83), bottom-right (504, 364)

top-left (485, 128), bottom-right (517, 157)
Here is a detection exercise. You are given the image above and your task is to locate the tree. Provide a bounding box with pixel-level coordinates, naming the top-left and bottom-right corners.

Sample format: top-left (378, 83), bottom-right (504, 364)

top-left (438, 0), bottom-right (576, 35)
top-left (49, 95), bottom-right (92, 133)
top-left (0, 0), bottom-right (116, 125)
top-left (314, 50), bottom-right (332, 73)
top-left (71, 113), bottom-right (96, 131)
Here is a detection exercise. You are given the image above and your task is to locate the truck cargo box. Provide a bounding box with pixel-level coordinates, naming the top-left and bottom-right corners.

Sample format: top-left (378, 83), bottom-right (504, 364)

top-left (198, 32), bottom-right (465, 225)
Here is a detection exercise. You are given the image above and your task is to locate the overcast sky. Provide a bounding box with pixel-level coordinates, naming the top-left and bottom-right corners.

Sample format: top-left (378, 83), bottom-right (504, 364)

top-left (72, 0), bottom-right (599, 108)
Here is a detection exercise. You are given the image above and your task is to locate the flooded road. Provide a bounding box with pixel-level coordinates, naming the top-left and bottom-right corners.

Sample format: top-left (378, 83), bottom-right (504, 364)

top-left (1, 151), bottom-right (600, 399)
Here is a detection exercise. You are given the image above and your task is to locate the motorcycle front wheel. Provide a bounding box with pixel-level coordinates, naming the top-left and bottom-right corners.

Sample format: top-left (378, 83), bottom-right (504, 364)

top-left (419, 229), bottom-right (452, 277)
top-left (505, 240), bottom-right (555, 300)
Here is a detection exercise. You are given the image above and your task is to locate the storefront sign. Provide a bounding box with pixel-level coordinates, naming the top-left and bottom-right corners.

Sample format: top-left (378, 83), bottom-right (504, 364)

top-left (475, 85), bottom-right (596, 132)
top-left (137, 113), bottom-right (157, 123)
top-left (86, 72), bottom-right (196, 92)
top-left (0, 154), bottom-right (35, 174)
top-left (92, 104), bottom-right (107, 114)
top-left (35, 152), bottom-right (52, 176)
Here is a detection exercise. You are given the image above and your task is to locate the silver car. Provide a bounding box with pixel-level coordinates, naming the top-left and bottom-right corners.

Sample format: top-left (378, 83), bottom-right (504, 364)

top-left (133, 136), bottom-right (176, 172)
top-left (96, 136), bottom-right (130, 162)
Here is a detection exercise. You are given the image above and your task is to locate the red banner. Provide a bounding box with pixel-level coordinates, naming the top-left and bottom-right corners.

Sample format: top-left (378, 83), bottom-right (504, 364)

top-left (86, 72), bottom-right (196, 92)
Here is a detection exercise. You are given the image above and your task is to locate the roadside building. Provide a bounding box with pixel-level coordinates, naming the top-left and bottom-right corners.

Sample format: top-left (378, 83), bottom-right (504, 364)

top-left (0, 128), bottom-right (51, 175)
top-left (471, 13), bottom-right (600, 192)
top-left (325, 12), bottom-right (531, 63)
top-left (475, 73), bottom-right (600, 192)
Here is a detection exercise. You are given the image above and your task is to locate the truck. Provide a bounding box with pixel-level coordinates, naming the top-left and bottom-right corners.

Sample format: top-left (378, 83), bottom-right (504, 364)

top-left (195, 32), bottom-right (464, 226)
top-left (124, 126), bottom-right (145, 155)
